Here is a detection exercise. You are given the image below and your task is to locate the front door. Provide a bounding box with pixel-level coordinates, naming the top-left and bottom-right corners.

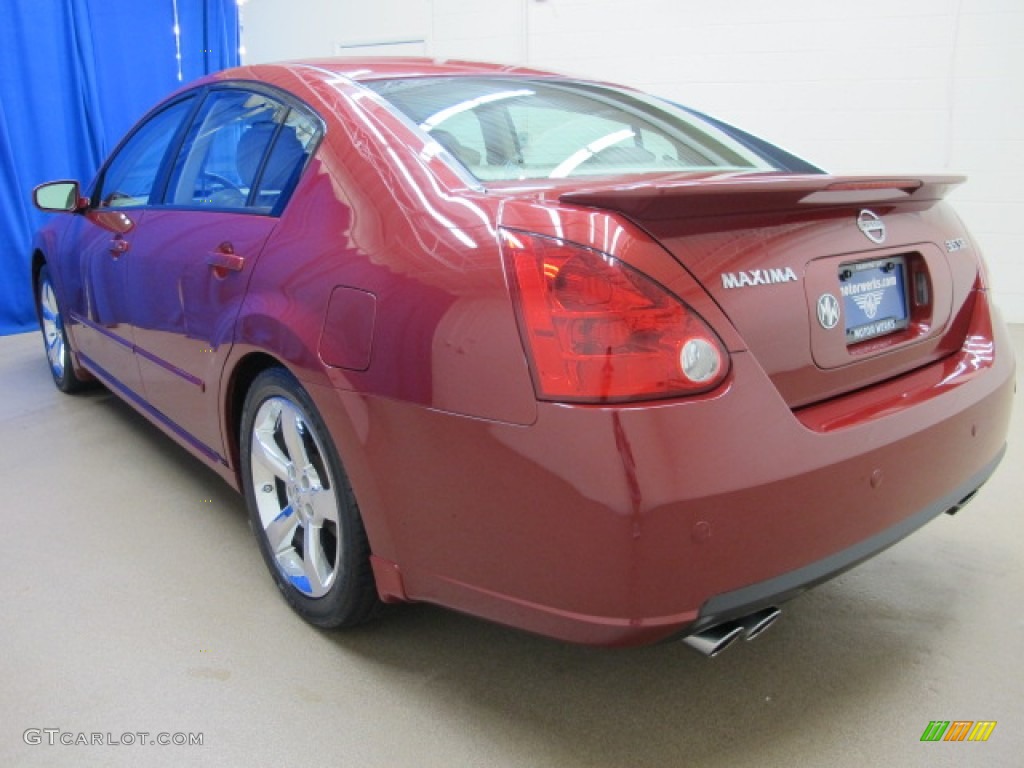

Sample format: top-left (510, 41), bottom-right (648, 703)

top-left (69, 94), bottom-right (200, 396)
top-left (66, 209), bottom-right (145, 397)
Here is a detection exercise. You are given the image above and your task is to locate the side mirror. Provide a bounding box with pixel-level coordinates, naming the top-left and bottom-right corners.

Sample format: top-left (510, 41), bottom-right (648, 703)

top-left (33, 180), bottom-right (87, 213)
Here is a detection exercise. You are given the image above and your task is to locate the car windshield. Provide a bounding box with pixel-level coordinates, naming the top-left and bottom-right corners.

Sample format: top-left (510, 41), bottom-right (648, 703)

top-left (364, 76), bottom-right (777, 182)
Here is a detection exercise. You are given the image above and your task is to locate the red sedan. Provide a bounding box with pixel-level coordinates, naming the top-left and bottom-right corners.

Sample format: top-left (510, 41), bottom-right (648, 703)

top-left (32, 58), bottom-right (1014, 653)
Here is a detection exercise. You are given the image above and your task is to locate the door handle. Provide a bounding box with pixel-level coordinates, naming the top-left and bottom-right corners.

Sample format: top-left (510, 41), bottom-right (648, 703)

top-left (109, 237), bottom-right (130, 257)
top-left (206, 243), bottom-right (245, 275)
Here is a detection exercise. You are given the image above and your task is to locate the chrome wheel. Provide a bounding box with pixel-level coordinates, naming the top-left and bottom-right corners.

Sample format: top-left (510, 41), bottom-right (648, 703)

top-left (36, 264), bottom-right (88, 393)
top-left (249, 395), bottom-right (341, 598)
top-left (39, 276), bottom-right (66, 380)
top-left (241, 368), bottom-right (379, 628)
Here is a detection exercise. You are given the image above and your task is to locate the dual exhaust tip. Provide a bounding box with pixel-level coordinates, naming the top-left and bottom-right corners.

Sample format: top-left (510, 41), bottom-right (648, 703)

top-left (682, 606), bottom-right (781, 657)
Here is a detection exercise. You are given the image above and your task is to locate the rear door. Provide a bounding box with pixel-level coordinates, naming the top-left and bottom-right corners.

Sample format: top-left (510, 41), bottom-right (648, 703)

top-left (127, 87), bottom-right (319, 461)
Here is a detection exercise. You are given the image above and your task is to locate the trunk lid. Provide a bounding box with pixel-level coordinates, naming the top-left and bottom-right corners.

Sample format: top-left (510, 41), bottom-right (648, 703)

top-left (560, 173), bottom-right (978, 408)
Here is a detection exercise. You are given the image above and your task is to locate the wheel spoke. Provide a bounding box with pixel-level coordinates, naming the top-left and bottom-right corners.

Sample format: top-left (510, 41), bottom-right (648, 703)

top-left (252, 426), bottom-right (291, 482)
top-left (49, 338), bottom-right (64, 373)
top-left (264, 506), bottom-right (298, 553)
top-left (277, 551), bottom-right (311, 593)
top-left (280, 409), bottom-right (311, 470)
top-left (301, 522), bottom-right (331, 593)
top-left (308, 485), bottom-right (339, 526)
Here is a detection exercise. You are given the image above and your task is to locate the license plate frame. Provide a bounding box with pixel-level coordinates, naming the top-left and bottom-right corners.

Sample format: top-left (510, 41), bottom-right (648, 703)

top-left (839, 256), bottom-right (910, 344)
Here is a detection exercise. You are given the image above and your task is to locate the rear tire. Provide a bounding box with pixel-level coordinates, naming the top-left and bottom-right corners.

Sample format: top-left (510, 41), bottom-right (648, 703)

top-left (36, 264), bottom-right (90, 393)
top-left (240, 367), bottom-right (380, 628)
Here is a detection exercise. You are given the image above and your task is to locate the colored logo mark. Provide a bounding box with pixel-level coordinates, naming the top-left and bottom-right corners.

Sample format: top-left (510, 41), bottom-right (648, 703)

top-left (920, 720), bottom-right (997, 742)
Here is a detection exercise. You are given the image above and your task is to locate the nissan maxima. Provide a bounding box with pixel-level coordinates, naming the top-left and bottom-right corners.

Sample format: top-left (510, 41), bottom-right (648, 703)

top-left (31, 58), bottom-right (1015, 653)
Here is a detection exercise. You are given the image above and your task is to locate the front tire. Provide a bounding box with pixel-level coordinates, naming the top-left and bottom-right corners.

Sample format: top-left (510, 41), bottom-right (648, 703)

top-left (240, 368), bottom-right (379, 628)
top-left (36, 264), bottom-right (90, 393)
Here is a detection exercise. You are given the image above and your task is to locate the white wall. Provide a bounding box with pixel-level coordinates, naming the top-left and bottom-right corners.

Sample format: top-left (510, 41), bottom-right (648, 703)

top-left (240, 0), bottom-right (431, 60)
top-left (242, 0), bottom-right (1024, 321)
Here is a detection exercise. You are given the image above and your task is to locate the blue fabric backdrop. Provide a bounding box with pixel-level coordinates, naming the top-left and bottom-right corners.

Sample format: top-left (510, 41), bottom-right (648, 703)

top-left (0, 0), bottom-right (239, 335)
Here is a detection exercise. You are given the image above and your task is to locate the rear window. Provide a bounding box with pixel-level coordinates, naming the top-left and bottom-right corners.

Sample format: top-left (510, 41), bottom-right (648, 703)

top-left (364, 77), bottom-right (777, 182)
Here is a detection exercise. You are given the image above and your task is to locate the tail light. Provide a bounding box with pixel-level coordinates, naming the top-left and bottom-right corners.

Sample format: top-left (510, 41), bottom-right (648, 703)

top-left (500, 228), bottom-right (729, 403)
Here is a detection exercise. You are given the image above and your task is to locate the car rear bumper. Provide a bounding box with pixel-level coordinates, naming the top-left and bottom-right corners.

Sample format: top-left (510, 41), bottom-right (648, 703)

top-left (677, 445), bottom-right (1004, 638)
top-left (323, 296), bottom-right (1016, 647)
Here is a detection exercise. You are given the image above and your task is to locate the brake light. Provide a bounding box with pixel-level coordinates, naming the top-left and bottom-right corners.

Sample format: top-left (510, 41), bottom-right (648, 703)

top-left (500, 229), bottom-right (729, 403)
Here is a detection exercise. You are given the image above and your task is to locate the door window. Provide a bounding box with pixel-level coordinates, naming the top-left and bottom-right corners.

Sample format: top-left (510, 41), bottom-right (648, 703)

top-left (166, 89), bottom-right (319, 213)
top-left (95, 97), bottom-right (196, 208)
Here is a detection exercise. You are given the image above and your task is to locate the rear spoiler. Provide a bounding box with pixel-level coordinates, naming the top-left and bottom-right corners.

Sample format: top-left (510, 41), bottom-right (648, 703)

top-left (559, 174), bottom-right (966, 221)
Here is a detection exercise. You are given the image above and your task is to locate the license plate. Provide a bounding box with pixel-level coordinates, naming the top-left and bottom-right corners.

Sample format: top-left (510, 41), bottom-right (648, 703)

top-left (839, 257), bottom-right (909, 344)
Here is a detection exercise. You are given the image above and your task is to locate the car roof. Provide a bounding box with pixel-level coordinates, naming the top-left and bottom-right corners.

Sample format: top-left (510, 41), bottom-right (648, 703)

top-left (225, 56), bottom-right (565, 83)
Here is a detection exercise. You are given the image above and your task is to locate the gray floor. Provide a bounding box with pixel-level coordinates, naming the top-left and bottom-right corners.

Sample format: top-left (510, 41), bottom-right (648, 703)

top-left (1, 326), bottom-right (1022, 768)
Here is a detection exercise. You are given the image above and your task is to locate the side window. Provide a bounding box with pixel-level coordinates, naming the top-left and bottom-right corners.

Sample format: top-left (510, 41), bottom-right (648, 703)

top-left (166, 89), bottom-right (318, 213)
top-left (96, 97), bottom-right (195, 208)
top-left (253, 109), bottom-right (319, 212)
